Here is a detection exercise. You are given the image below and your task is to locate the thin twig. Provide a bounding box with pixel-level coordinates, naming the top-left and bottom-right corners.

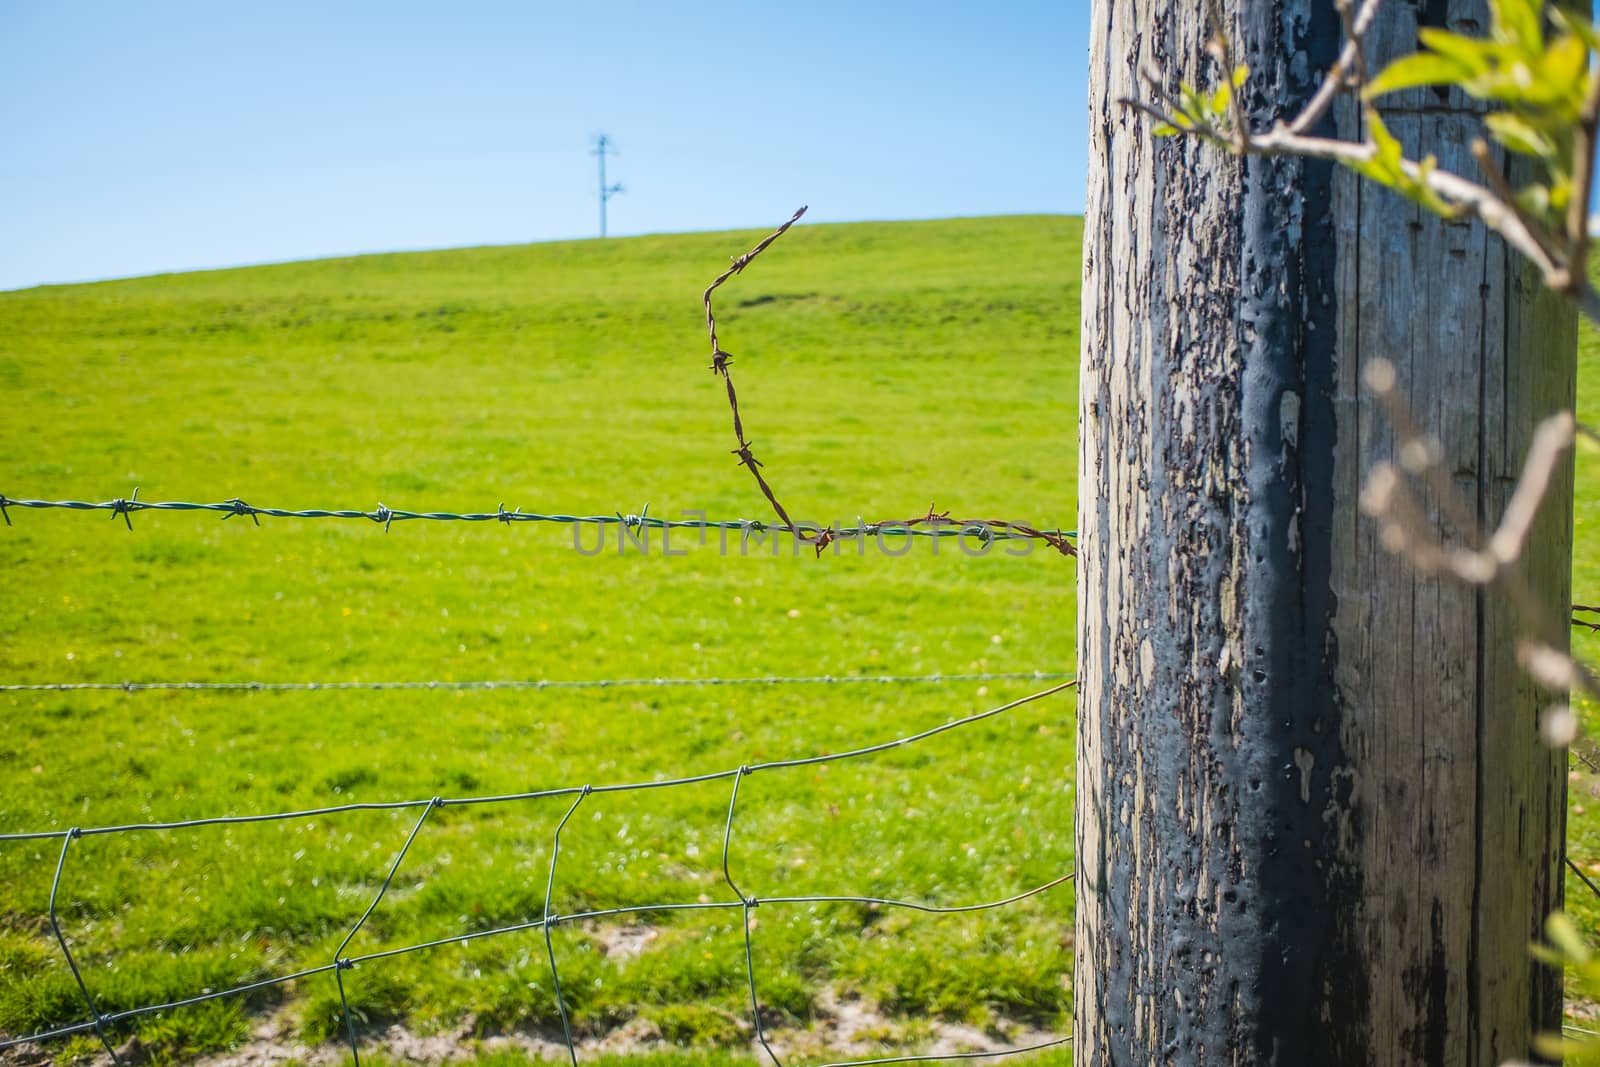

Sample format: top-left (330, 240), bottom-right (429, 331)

top-left (1565, 64), bottom-right (1600, 292)
top-left (1471, 138), bottom-right (1565, 279)
top-left (1361, 361), bottom-right (1599, 698)
top-left (1202, 0), bottom-right (1251, 150)
top-left (1287, 0), bottom-right (1384, 135)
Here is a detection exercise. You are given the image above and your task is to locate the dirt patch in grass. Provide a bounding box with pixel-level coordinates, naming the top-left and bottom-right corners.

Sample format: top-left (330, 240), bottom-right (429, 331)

top-left (125, 989), bottom-right (1062, 1066)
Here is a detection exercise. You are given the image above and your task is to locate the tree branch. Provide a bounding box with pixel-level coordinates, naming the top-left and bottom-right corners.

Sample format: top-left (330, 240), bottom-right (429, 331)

top-left (1287, 0), bottom-right (1384, 136)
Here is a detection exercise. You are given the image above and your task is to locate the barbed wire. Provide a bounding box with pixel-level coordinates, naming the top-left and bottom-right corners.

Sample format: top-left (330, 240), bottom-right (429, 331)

top-left (0, 680), bottom-right (1076, 1067)
top-left (0, 669), bottom-right (1074, 694)
top-left (700, 210), bottom-right (1076, 561)
top-left (0, 491), bottom-right (1073, 554)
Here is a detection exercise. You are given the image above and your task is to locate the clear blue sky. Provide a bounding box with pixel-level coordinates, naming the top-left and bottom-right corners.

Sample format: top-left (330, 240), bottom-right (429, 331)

top-left (0, 2), bottom-right (1085, 291)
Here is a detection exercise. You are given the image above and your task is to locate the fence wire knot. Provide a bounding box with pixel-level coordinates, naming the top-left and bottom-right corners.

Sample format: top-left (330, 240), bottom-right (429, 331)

top-left (109, 488), bottom-right (139, 530)
top-left (372, 504), bottom-right (394, 531)
top-left (222, 498), bottom-right (260, 525)
top-left (733, 441), bottom-right (762, 470)
top-left (0, 493), bottom-right (11, 527)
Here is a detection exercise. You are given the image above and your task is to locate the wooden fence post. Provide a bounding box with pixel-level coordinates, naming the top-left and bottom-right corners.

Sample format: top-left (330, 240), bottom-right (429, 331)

top-left (1076, 0), bottom-right (1575, 1061)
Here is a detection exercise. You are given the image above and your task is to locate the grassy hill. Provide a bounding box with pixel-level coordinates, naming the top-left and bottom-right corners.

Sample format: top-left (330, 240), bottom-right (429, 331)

top-left (7, 213), bottom-right (1600, 1067)
top-left (0, 217), bottom-right (1082, 1064)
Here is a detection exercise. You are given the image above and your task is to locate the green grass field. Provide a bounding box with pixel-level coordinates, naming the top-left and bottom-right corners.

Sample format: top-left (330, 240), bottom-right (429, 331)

top-left (5, 214), bottom-right (1600, 1066)
top-left (0, 217), bottom-right (1080, 1065)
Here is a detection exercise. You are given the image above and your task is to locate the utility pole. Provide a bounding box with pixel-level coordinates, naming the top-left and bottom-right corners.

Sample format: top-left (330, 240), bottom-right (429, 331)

top-left (591, 134), bottom-right (624, 238)
top-left (1077, 0), bottom-right (1572, 1062)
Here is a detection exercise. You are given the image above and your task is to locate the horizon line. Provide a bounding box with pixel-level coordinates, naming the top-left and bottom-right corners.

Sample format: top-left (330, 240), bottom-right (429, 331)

top-left (0, 210), bottom-right (1080, 295)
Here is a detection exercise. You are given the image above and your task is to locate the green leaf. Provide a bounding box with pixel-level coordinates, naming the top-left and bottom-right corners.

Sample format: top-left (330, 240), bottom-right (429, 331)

top-left (1367, 110), bottom-right (1404, 175)
top-left (1552, 7), bottom-right (1600, 55)
top-left (1530, 942), bottom-right (1569, 967)
top-left (1537, 34), bottom-right (1591, 116)
top-left (1549, 174), bottom-right (1573, 212)
top-left (1546, 911), bottom-right (1591, 964)
top-left (1405, 154), bottom-right (1454, 216)
top-left (1231, 64), bottom-right (1249, 89)
top-left (1515, 181), bottom-right (1553, 220)
top-left (1152, 123), bottom-right (1182, 137)
top-left (1493, 0), bottom-right (1545, 52)
top-left (1364, 51), bottom-right (1473, 99)
top-left (1416, 27), bottom-right (1498, 75)
top-left (1485, 111), bottom-right (1561, 159)
top-left (1533, 1033), bottom-right (1573, 1061)
top-left (1348, 113), bottom-right (1454, 217)
top-left (1212, 80), bottom-right (1232, 115)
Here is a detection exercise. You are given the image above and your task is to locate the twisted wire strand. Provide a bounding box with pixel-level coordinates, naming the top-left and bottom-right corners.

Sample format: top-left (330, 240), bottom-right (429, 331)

top-left (0, 670), bottom-right (1075, 694)
top-left (0, 492), bottom-right (1072, 548)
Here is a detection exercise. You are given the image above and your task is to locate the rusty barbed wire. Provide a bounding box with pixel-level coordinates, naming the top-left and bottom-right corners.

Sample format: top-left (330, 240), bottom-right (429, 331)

top-left (700, 210), bottom-right (1076, 560)
top-left (0, 680), bottom-right (1077, 1067)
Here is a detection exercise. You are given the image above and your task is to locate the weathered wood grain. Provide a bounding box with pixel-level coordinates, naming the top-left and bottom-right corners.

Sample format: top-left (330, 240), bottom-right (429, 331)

top-left (1077, 1), bottom-right (1573, 1063)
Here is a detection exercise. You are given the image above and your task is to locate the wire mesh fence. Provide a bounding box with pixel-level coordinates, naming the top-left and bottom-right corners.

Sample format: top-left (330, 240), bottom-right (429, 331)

top-left (0, 680), bottom-right (1076, 1066)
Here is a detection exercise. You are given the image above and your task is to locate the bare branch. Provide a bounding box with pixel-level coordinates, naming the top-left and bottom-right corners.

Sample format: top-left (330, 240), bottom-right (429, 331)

top-left (1471, 138), bottom-right (1566, 279)
top-left (1487, 413), bottom-right (1577, 568)
top-left (1567, 65), bottom-right (1600, 292)
top-left (1118, 96), bottom-right (1228, 143)
top-left (1361, 360), bottom-right (1597, 698)
top-left (1287, 0), bottom-right (1384, 136)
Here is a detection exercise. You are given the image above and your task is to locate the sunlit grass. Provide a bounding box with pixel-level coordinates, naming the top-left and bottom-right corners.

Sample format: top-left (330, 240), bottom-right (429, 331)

top-left (0, 216), bottom-right (1080, 1063)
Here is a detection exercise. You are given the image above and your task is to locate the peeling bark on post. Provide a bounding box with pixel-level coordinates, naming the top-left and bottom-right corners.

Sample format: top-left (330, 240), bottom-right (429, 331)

top-left (1077, 1), bottom-right (1573, 1064)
